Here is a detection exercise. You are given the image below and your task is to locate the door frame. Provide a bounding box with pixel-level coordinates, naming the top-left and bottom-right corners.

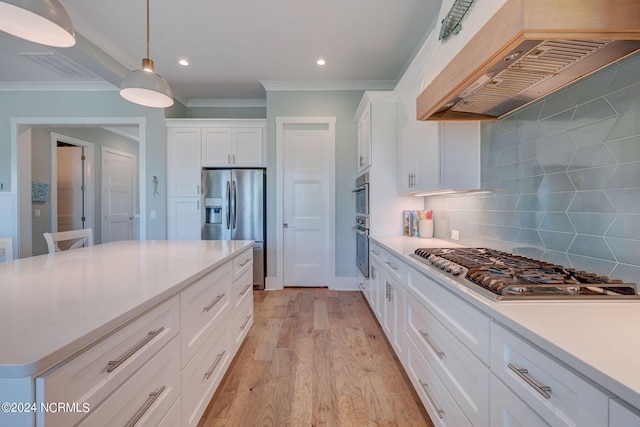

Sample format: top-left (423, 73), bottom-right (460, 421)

top-left (50, 132), bottom-right (95, 234)
top-left (10, 117), bottom-right (146, 257)
top-left (273, 116), bottom-right (336, 290)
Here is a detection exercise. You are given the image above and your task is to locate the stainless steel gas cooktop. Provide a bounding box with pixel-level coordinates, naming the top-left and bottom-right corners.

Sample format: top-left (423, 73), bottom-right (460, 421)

top-left (410, 248), bottom-right (640, 301)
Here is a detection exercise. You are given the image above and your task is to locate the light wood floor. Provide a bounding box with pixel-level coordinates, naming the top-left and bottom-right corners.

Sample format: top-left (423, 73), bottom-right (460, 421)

top-left (198, 288), bottom-right (433, 427)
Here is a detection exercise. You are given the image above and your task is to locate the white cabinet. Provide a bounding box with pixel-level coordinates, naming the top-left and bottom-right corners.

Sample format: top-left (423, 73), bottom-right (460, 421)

top-left (354, 92), bottom-right (423, 235)
top-left (398, 120), bottom-right (480, 195)
top-left (202, 127), bottom-right (264, 167)
top-left (356, 106), bottom-right (371, 172)
top-left (489, 374), bottom-right (547, 427)
top-left (610, 398), bottom-right (640, 426)
top-left (491, 322), bottom-right (609, 427)
top-left (166, 127), bottom-right (201, 240)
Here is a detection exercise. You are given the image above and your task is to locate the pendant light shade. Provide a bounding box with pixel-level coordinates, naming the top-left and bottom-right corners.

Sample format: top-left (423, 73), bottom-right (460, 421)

top-left (120, 0), bottom-right (173, 108)
top-left (0, 0), bottom-right (75, 47)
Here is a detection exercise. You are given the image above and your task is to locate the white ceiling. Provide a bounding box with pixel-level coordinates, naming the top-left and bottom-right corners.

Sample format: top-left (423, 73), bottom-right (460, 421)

top-left (0, 0), bottom-right (442, 105)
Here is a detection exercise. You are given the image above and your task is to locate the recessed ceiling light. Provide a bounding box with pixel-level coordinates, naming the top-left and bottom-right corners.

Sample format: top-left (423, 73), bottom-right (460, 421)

top-left (179, 59), bottom-right (189, 66)
top-left (316, 59), bottom-right (326, 66)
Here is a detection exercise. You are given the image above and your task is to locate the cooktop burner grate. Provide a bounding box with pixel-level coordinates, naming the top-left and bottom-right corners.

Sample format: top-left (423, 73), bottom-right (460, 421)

top-left (411, 248), bottom-right (639, 300)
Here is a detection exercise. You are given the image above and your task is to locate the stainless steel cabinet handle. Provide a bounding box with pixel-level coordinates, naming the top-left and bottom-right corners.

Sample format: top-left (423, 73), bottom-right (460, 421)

top-left (107, 327), bottom-right (164, 373)
top-left (239, 284), bottom-right (252, 296)
top-left (204, 351), bottom-right (226, 380)
top-left (371, 250), bottom-right (379, 256)
top-left (228, 154), bottom-right (231, 164)
top-left (124, 385), bottom-right (166, 427)
top-left (203, 294), bottom-right (225, 312)
top-left (197, 184), bottom-right (200, 195)
top-left (419, 329), bottom-right (445, 359)
top-left (239, 258), bottom-right (251, 267)
top-left (419, 380), bottom-right (444, 419)
top-left (233, 154), bottom-right (236, 164)
top-left (385, 281), bottom-right (390, 300)
top-left (197, 200), bottom-right (200, 210)
top-left (240, 314), bottom-right (253, 330)
top-left (385, 261), bottom-right (398, 270)
top-left (359, 155), bottom-right (364, 167)
top-left (371, 268), bottom-right (376, 279)
top-left (508, 363), bottom-right (552, 399)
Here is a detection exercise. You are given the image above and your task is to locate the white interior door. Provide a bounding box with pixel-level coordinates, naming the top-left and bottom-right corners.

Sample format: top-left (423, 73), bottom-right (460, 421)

top-left (102, 149), bottom-right (135, 243)
top-left (57, 146), bottom-right (84, 234)
top-left (283, 127), bottom-right (330, 287)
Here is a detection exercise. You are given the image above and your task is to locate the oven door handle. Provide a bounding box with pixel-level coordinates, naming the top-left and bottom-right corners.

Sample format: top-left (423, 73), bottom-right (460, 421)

top-left (352, 184), bottom-right (368, 193)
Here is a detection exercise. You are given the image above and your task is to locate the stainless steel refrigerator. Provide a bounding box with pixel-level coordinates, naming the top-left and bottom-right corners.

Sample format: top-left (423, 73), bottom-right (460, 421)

top-left (202, 168), bottom-right (266, 289)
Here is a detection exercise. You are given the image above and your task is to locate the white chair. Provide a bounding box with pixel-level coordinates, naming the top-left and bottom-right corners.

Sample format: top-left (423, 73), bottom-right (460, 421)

top-left (0, 236), bottom-right (13, 262)
top-left (43, 228), bottom-right (94, 254)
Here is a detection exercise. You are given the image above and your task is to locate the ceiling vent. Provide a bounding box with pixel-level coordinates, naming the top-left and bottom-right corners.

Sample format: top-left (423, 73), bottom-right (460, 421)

top-left (20, 52), bottom-right (96, 79)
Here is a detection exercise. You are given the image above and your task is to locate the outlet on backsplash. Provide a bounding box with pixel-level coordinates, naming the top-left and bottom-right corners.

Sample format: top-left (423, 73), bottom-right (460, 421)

top-left (451, 230), bottom-right (460, 241)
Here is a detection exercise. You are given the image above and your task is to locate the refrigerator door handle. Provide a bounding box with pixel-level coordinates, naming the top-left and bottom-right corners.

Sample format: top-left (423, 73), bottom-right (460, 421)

top-left (226, 180), bottom-right (231, 229)
top-left (232, 180), bottom-right (237, 229)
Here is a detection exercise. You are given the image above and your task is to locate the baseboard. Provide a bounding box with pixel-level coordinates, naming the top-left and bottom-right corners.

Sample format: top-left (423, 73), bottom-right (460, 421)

top-left (332, 276), bottom-right (359, 291)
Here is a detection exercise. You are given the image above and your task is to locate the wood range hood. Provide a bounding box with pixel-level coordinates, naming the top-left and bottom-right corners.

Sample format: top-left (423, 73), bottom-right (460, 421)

top-left (417, 0), bottom-right (640, 121)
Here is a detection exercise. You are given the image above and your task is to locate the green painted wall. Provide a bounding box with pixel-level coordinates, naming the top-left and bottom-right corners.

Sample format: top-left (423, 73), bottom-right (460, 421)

top-left (265, 90), bottom-right (364, 279)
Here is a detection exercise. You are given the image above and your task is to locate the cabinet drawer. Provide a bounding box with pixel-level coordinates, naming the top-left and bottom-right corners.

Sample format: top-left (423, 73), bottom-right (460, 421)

top-left (406, 293), bottom-right (489, 426)
top-left (232, 248), bottom-right (253, 280)
top-left (182, 317), bottom-right (232, 427)
top-left (489, 374), bottom-right (547, 427)
top-left (78, 336), bottom-right (181, 427)
top-left (35, 297), bottom-right (179, 427)
top-left (232, 294), bottom-right (254, 354)
top-left (407, 266), bottom-right (490, 364)
top-left (233, 267), bottom-right (253, 310)
top-left (158, 396), bottom-right (182, 427)
top-left (382, 250), bottom-right (404, 284)
top-left (491, 323), bottom-right (609, 427)
top-left (406, 339), bottom-right (473, 427)
top-left (369, 243), bottom-right (383, 265)
top-left (181, 263), bottom-right (231, 368)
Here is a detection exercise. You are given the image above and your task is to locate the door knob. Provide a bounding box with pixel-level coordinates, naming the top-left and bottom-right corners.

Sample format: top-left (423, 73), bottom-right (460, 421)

top-left (283, 223), bottom-right (288, 228)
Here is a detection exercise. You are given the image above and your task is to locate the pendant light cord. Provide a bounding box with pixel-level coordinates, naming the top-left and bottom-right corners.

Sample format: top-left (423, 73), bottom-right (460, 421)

top-left (146, 0), bottom-right (150, 59)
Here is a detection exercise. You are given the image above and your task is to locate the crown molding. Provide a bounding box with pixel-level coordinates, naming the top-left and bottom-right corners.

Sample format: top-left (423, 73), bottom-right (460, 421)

top-left (260, 80), bottom-right (396, 91)
top-left (186, 99), bottom-right (267, 108)
top-left (0, 81), bottom-right (118, 92)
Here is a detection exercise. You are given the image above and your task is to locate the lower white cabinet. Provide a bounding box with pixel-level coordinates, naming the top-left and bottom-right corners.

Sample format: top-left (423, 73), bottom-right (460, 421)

top-left (78, 336), bottom-right (181, 427)
top-left (490, 323), bottom-right (609, 427)
top-left (406, 339), bottom-right (473, 427)
top-left (489, 374), bottom-right (548, 426)
top-left (182, 314), bottom-right (232, 427)
top-left (232, 294), bottom-right (254, 353)
top-left (610, 398), bottom-right (640, 426)
top-left (167, 197), bottom-right (200, 240)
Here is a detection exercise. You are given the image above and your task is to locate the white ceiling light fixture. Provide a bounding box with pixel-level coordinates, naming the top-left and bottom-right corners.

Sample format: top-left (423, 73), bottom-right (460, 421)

top-left (178, 59), bottom-right (189, 66)
top-left (316, 58), bottom-right (326, 66)
top-left (0, 0), bottom-right (75, 47)
top-left (120, 0), bottom-right (173, 108)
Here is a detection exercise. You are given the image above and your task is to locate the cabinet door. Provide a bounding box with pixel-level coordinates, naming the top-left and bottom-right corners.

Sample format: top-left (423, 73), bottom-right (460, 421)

top-left (167, 128), bottom-right (201, 197)
top-left (387, 277), bottom-right (405, 360)
top-left (369, 262), bottom-right (383, 322)
top-left (167, 197), bottom-right (201, 240)
top-left (490, 375), bottom-right (548, 427)
top-left (202, 128), bottom-right (232, 167)
top-left (610, 398), bottom-right (640, 426)
top-left (413, 121), bottom-right (440, 191)
top-left (440, 122), bottom-right (480, 189)
top-left (232, 128), bottom-right (264, 167)
top-left (357, 107), bottom-right (371, 172)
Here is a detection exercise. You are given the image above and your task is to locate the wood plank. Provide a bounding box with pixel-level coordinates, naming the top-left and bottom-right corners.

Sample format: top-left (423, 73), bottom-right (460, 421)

top-left (198, 289), bottom-right (433, 427)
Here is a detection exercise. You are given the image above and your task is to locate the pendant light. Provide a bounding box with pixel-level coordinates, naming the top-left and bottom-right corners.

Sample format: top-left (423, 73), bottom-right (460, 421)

top-left (120, 0), bottom-right (173, 108)
top-left (0, 0), bottom-right (75, 47)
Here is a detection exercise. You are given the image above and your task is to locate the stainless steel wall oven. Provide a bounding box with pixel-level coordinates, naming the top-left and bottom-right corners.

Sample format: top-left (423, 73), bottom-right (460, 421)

top-left (354, 172), bottom-right (370, 278)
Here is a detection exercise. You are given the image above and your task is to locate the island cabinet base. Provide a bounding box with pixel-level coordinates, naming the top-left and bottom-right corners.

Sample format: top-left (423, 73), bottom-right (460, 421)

top-left (0, 242), bottom-right (254, 427)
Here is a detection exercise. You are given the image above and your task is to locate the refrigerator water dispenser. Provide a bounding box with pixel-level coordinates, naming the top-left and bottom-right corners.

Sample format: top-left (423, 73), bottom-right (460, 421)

top-left (205, 197), bottom-right (223, 224)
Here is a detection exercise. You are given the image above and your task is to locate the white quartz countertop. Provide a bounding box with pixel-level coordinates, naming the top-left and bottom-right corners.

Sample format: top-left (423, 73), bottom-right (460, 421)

top-left (0, 240), bottom-right (253, 378)
top-left (371, 235), bottom-right (640, 410)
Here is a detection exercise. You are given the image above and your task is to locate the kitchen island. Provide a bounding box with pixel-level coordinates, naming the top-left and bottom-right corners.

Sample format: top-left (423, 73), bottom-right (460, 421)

top-left (0, 239), bottom-right (255, 426)
top-left (370, 235), bottom-right (640, 426)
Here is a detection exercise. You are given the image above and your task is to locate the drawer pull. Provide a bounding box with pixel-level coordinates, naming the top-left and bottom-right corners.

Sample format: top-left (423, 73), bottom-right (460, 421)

top-left (124, 385), bottom-right (166, 427)
top-left (239, 284), bottom-right (252, 297)
top-left (239, 258), bottom-right (252, 267)
top-left (107, 327), bottom-right (164, 373)
top-left (418, 380), bottom-right (444, 419)
top-left (204, 351), bottom-right (226, 380)
top-left (385, 261), bottom-right (398, 270)
top-left (240, 314), bottom-right (253, 331)
top-left (204, 293), bottom-right (226, 312)
top-left (419, 329), bottom-right (445, 359)
top-left (508, 363), bottom-right (552, 399)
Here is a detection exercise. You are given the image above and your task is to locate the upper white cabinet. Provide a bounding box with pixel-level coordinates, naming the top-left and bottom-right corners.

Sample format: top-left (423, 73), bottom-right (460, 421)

top-left (202, 126), bottom-right (265, 167)
top-left (356, 106), bottom-right (372, 172)
top-left (167, 128), bottom-right (201, 197)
